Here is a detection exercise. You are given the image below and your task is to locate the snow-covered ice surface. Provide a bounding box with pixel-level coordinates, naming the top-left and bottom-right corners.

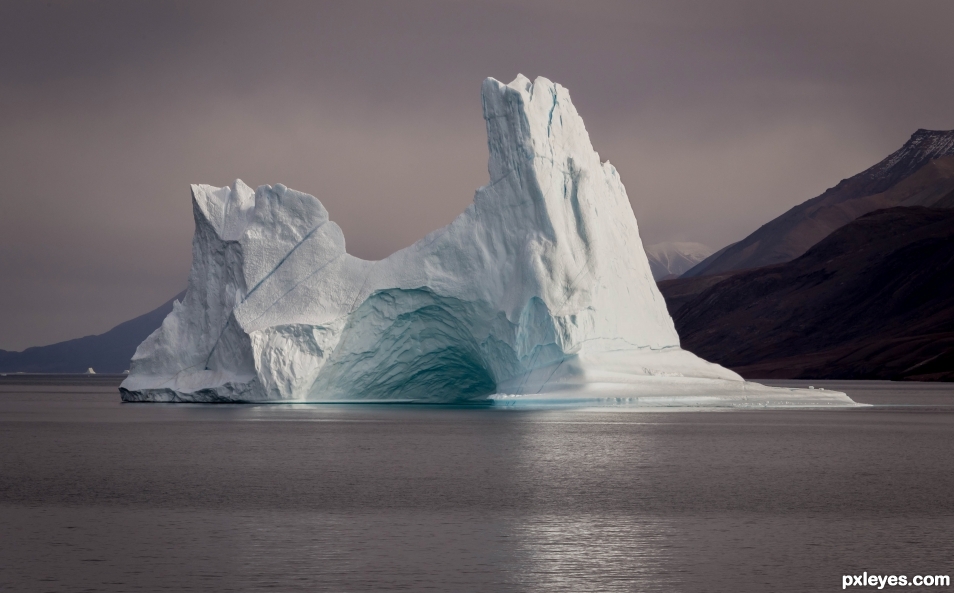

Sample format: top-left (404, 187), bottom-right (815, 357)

top-left (120, 75), bottom-right (857, 408)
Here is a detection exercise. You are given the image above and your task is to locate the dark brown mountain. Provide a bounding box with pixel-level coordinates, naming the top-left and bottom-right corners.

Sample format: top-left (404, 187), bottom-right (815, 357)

top-left (684, 129), bottom-right (954, 278)
top-left (659, 207), bottom-right (954, 381)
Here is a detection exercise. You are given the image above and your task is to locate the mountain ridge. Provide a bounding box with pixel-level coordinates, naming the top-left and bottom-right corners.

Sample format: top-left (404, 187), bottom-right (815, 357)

top-left (662, 207), bottom-right (954, 380)
top-left (683, 129), bottom-right (954, 278)
top-left (0, 292), bottom-right (184, 374)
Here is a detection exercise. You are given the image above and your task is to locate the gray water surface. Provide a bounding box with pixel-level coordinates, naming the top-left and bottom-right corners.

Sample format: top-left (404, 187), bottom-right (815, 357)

top-left (1, 376), bottom-right (952, 592)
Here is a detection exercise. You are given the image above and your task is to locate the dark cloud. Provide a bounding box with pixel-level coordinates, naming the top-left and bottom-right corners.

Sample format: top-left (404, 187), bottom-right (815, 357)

top-left (2, 0), bottom-right (953, 350)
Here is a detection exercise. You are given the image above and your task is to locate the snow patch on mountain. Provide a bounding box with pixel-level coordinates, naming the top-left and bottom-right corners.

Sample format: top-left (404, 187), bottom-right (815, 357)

top-left (873, 129), bottom-right (954, 186)
top-left (645, 242), bottom-right (713, 280)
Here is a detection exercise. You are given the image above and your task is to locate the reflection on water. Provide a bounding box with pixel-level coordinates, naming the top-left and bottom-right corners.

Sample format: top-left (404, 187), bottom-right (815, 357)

top-left (509, 514), bottom-right (677, 592)
top-left (1, 377), bottom-right (953, 592)
top-left (7, 507), bottom-right (953, 592)
top-left (0, 507), bottom-right (681, 592)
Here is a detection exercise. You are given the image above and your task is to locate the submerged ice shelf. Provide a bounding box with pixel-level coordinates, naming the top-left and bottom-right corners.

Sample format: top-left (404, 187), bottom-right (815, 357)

top-left (120, 75), bottom-right (857, 408)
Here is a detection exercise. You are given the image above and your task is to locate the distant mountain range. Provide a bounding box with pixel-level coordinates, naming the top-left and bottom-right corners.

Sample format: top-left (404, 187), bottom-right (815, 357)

top-left (660, 207), bottom-right (954, 380)
top-left (644, 242), bottom-right (713, 280)
top-left (684, 129), bottom-right (954, 278)
top-left (0, 292), bottom-right (182, 374)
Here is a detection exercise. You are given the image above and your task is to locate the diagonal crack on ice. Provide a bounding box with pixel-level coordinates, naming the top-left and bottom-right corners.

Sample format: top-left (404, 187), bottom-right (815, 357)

top-left (243, 220), bottom-right (329, 302)
top-left (545, 88), bottom-right (558, 139)
top-left (240, 252), bottom-right (346, 330)
top-left (536, 358), bottom-right (565, 393)
top-left (346, 264), bottom-right (377, 315)
top-left (203, 221), bottom-right (330, 369)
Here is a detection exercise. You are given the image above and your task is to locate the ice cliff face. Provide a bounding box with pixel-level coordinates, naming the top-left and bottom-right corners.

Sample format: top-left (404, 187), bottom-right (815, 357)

top-left (120, 75), bottom-right (856, 406)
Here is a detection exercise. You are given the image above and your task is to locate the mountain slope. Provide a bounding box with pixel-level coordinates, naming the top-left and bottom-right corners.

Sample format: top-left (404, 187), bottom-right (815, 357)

top-left (661, 207), bottom-right (954, 380)
top-left (644, 242), bottom-right (713, 280)
top-left (683, 129), bottom-right (954, 277)
top-left (0, 292), bottom-right (183, 374)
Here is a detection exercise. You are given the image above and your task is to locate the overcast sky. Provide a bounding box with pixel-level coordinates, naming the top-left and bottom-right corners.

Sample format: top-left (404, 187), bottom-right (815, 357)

top-left (2, 0), bottom-right (954, 350)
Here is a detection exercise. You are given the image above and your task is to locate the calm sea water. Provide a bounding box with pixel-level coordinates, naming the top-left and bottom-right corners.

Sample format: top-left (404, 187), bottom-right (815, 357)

top-left (1, 376), bottom-right (953, 592)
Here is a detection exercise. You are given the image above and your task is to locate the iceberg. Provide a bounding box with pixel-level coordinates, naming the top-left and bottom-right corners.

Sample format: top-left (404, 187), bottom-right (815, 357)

top-left (120, 75), bottom-right (857, 407)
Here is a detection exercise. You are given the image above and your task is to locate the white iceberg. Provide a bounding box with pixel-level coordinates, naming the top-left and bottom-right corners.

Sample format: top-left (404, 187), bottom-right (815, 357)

top-left (120, 75), bottom-right (857, 408)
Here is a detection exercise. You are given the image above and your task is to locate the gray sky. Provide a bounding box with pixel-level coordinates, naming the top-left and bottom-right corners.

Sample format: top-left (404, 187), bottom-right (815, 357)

top-left (2, 0), bottom-right (954, 350)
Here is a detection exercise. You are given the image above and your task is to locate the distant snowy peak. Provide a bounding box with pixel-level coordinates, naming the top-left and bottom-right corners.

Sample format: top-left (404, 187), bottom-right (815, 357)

top-left (855, 129), bottom-right (954, 195)
top-left (645, 242), bottom-right (713, 280)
